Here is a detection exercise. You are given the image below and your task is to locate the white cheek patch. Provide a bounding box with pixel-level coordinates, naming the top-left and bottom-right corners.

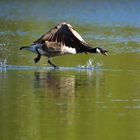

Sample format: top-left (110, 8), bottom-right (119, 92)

top-left (96, 48), bottom-right (101, 53)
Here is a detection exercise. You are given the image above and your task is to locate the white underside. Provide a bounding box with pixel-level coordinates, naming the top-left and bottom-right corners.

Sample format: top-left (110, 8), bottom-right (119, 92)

top-left (25, 43), bottom-right (76, 56)
top-left (61, 46), bottom-right (76, 54)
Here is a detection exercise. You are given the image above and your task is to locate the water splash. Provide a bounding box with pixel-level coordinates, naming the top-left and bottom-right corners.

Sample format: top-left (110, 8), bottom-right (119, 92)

top-left (0, 59), bottom-right (7, 71)
top-left (96, 62), bottom-right (103, 69)
top-left (77, 58), bottom-right (103, 70)
top-left (0, 58), bottom-right (103, 71)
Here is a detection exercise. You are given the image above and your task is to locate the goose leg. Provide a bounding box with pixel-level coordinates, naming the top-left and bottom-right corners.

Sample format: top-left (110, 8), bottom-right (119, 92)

top-left (34, 47), bottom-right (41, 64)
top-left (48, 58), bottom-right (59, 69)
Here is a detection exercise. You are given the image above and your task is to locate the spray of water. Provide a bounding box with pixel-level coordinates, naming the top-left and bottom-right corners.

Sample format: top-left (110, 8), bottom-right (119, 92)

top-left (77, 58), bottom-right (103, 70)
top-left (0, 59), bottom-right (7, 71)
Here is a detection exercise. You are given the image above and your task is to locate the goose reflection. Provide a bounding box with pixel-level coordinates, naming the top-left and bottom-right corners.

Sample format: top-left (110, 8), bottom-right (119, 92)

top-left (34, 71), bottom-right (76, 98)
top-left (34, 70), bottom-right (105, 98)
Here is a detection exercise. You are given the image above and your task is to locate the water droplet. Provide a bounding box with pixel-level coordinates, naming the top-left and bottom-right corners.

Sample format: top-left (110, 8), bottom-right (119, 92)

top-left (77, 58), bottom-right (103, 70)
top-left (0, 59), bottom-right (8, 71)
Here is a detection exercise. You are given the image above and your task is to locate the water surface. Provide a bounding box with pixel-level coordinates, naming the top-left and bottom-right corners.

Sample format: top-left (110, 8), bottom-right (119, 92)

top-left (0, 0), bottom-right (140, 140)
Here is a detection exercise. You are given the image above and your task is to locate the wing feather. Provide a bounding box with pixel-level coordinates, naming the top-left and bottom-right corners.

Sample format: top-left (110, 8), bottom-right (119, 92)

top-left (34, 23), bottom-right (93, 53)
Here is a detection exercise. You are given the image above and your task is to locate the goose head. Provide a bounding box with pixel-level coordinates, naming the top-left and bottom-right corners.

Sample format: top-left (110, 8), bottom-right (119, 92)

top-left (96, 47), bottom-right (108, 56)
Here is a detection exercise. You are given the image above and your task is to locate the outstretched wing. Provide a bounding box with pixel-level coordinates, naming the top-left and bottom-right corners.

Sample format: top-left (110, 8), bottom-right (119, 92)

top-left (34, 22), bottom-right (93, 53)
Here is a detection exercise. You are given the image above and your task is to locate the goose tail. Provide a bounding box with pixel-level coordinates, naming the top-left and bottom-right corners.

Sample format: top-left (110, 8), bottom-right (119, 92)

top-left (19, 46), bottom-right (29, 50)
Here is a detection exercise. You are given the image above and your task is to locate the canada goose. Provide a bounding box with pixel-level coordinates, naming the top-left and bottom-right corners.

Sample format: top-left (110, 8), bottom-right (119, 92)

top-left (20, 22), bottom-right (108, 68)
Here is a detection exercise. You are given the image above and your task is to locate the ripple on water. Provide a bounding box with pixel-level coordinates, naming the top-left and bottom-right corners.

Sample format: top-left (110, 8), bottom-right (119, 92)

top-left (111, 99), bottom-right (129, 102)
top-left (125, 106), bottom-right (140, 109)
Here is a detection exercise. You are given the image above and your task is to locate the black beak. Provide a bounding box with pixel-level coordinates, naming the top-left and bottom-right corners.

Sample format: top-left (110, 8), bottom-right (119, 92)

top-left (102, 50), bottom-right (109, 56)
